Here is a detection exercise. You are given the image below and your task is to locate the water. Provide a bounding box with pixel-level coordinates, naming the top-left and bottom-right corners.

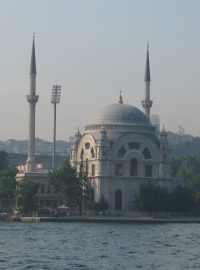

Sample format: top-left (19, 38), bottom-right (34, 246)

top-left (0, 222), bottom-right (200, 270)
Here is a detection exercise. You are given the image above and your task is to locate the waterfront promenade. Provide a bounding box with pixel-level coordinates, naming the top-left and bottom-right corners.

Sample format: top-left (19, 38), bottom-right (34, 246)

top-left (20, 216), bottom-right (200, 223)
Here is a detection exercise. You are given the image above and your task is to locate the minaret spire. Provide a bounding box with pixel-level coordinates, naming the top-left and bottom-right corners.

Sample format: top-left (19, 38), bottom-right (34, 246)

top-left (30, 34), bottom-right (36, 75)
top-left (144, 42), bottom-right (150, 82)
top-left (26, 35), bottom-right (39, 173)
top-left (142, 43), bottom-right (153, 119)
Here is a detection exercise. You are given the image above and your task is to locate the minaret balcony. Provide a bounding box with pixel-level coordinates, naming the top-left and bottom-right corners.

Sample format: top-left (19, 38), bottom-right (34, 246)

top-left (142, 99), bottom-right (153, 109)
top-left (27, 94), bottom-right (39, 104)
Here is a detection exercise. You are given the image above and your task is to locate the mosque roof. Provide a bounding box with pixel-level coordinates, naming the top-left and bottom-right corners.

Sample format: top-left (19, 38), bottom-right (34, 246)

top-left (89, 103), bottom-right (151, 126)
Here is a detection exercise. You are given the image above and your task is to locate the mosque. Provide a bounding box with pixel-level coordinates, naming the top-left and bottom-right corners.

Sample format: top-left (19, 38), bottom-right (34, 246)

top-left (17, 37), bottom-right (173, 214)
top-left (70, 46), bottom-right (173, 215)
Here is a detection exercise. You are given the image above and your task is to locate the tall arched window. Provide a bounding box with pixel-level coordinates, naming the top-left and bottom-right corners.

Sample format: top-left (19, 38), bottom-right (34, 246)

top-left (80, 149), bottom-right (84, 160)
top-left (117, 146), bottom-right (126, 159)
top-left (85, 159), bottom-right (89, 176)
top-left (143, 147), bottom-right (152, 159)
top-left (115, 189), bottom-right (122, 210)
top-left (130, 158), bottom-right (138, 176)
top-left (91, 147), bottom-right (95, 158)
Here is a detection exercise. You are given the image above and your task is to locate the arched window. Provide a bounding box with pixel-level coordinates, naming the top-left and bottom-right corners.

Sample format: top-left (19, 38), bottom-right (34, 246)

top-left (145, 165), bottom-right (153, 177)
top-left (91, 189), bottom-right (94, 202)
top-left (85, 159), bottom-right (89, 176)
top-left (117, 146), bottom-right (126, 158)
top-left (91, 147), bottom-right (95, 158)
top-left (143, 147), bottom-right (152, 159)
top-left (128, 142), bottom-right (140, 149)
top-left (115, 164), bottom-right (123, 176)
top-left (92, 164), bottom-right (95, 176)
top-left (130, 158), bottom-right (138, 176)
top-left (115, 189), bottom-right (122, 210)
top-left (80, 149), bottom-right (84, 160)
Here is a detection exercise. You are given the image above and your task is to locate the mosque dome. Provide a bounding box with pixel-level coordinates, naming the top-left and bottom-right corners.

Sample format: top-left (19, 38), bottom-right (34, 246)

top-left (88, 103), bottom-right (151, 126)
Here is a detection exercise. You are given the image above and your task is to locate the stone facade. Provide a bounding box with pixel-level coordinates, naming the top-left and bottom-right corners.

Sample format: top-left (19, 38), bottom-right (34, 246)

top-left (70, 103), bottom-right (173, 215)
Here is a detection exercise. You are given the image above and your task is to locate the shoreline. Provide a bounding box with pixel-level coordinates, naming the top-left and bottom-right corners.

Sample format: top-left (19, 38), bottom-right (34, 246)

top-left (19, 216), bottom-right (200, 224)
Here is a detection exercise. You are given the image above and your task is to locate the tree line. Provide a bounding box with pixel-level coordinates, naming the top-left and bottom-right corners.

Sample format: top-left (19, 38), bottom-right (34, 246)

top-left (135, 156), bottom-right (200, 213)
top-left (1, 149), bottom-right (200, 215)
top-left (0, 151), bottom-right (108, 215)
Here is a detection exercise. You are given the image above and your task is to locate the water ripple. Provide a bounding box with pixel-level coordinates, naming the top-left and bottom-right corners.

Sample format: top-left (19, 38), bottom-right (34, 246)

top-left (0, 222), bottom-right (200, 269)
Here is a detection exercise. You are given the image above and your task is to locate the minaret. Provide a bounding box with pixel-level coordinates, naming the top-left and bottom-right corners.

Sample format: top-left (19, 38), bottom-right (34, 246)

top-left (26, 35), bottom-right (39, 173)
top-left (142, 43), bottom-right (153, 119)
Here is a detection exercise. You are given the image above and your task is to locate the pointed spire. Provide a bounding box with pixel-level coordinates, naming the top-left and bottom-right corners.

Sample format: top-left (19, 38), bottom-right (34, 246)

top-left (118, 90), bottom-right (123, 104)
top-left (144, 42), bottom-right (150, 82)
top-left (160, 125), bottom-right (167, 137)
top-left (75, 125), bottom-right (81, 137)
top-left (30, 34), bottom-right (36, 75)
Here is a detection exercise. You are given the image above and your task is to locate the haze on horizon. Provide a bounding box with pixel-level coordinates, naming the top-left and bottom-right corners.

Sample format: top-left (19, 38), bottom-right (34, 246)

top-left (0, 0), bottom-right (200, 141)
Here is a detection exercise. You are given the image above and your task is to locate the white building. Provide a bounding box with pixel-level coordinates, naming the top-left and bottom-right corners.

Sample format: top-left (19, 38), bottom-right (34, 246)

top-left (70, 46), bottom-right (173, 215)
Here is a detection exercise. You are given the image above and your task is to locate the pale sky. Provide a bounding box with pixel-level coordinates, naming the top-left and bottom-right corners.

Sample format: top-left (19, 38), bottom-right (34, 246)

top-left (0, 0), bottom-right (200, 141)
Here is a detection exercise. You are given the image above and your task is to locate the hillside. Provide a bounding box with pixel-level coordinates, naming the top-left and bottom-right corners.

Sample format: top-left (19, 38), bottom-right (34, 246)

top-left (1, 131), bottom-right (200, 159)
top-left (0, 138), bottom-right (70, 155)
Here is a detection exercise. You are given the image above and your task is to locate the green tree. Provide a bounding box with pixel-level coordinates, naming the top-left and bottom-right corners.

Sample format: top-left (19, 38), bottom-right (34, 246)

top-left (169, 186), bottom-right (195, 212)
top-left (0, 151), bottom-right (17, 209)
top-left (172, 156), bottom-right (200, 212)
top-left (49, 160), bottom-right (83, 209)
top-left (135, 183), bottom-right (170, 212)
top-left (0, 168), bottom-right (17, 208)
top-left (94, 194), bottom-right (109, 214)
top-left (16, 180), bottom-right (39, 214)
top-left (0, 151), bottom-right (9, 171)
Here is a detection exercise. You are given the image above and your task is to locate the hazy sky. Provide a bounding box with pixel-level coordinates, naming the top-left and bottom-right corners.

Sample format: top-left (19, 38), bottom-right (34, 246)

top-left (0, 0), bottom-right (200, 141)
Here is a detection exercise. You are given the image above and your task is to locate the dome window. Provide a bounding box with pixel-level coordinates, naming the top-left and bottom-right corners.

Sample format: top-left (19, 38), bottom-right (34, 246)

top-left (143, 148), bottom-right (152, 159)
top-left (128, 142), bottom-right (140, 149)
top-left (117, 146), bottom-right (126, 159)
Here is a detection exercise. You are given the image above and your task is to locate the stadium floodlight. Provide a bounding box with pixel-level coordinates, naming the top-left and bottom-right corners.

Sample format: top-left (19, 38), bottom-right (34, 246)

top-left (51, 85), bottom-right (61, 169)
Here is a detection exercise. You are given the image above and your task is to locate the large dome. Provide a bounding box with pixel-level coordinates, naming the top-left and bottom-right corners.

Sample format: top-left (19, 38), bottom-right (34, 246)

top-left (89, 103), bottom-right (151, 126)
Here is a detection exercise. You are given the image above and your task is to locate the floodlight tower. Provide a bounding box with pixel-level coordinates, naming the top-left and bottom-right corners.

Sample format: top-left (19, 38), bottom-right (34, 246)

top-left (51, 85), bottom-right (61, 169)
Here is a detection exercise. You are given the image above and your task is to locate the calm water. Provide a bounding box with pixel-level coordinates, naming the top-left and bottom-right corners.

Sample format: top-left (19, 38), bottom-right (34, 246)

top-left (0, 222), bottom-right (200, 270)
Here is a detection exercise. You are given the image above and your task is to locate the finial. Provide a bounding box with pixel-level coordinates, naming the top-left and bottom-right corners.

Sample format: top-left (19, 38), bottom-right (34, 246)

top-left (75, 124), bottom-right (81, 137)
top-left (77, 124), bottom-right (81, 135)
top-left (147, 41), bottom-right (149, 50)
top-left (30, 34), bottom-right (36, 75)
top-left (118, 90), bottom-right (123, 104)
top-left (161, 125), bottom-right (167, 136)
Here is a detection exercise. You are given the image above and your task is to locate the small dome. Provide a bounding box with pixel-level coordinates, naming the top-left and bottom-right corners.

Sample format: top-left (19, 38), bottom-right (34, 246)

top-left (89, 103), bottom-right (151, 126)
